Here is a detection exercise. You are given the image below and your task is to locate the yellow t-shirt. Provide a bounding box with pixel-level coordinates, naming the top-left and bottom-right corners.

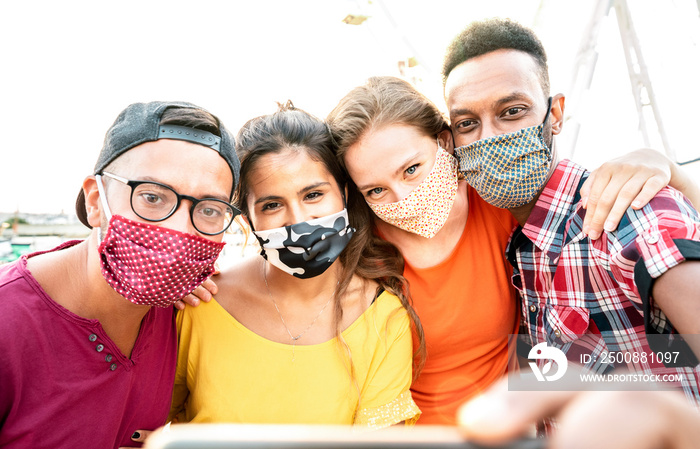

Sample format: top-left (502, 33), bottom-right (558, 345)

top-left (169, 290), bottom-right (420, 428)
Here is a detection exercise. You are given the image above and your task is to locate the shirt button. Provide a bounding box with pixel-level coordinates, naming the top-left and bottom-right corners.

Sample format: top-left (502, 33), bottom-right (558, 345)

top-left (88, 334), bottom-right (97, 342)
top-left (110, 363), bottom-right (117, 371)
top-left (105, 354), bottom-right (113, 362)
top-left (96, 344), bottom-right (104, 352)
top-left (646, 233), bottom-right (659, 244)
top-left (529, 305), bottom-right (537, 313)
top-left (554, 329), bottom-right (562, 338)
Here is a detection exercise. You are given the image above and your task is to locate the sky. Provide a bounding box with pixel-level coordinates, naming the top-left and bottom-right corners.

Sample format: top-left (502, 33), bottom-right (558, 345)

top-left (1, 0), bottom-right (699, 214)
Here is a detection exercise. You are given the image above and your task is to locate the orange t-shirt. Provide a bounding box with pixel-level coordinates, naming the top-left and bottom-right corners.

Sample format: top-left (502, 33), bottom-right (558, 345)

top-left (405, 185), bottom-right (519, 425)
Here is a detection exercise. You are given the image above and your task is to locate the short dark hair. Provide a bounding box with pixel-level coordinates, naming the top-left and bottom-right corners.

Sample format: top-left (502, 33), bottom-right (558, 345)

top-left (442, 18), bottom-right (550, 96)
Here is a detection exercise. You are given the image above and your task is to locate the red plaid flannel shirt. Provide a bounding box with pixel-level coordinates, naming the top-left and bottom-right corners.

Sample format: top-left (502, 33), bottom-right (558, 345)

top-left (509, 159), bottom-right (700, 404)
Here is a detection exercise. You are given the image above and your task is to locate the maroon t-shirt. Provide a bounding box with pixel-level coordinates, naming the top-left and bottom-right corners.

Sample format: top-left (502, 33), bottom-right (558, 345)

top-left (0, 241), bottom-right (177, 448)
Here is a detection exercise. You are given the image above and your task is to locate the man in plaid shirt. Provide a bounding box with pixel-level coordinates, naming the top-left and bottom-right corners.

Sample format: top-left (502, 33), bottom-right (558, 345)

top-left (443, 18), bottom-right (700, 403)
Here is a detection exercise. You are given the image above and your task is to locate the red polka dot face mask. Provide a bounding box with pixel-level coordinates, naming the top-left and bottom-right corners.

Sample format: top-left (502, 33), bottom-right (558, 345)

top-left (96, 176), bottom-right (225, 307)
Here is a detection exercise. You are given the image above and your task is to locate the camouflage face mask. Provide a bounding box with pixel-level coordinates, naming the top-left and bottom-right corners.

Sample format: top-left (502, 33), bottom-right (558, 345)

top-left (251, 209), bottom-right (355, 279)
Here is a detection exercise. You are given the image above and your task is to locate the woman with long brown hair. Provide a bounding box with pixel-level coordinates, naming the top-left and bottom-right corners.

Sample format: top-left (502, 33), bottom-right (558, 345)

top-left (169, 102), bottom-right (425, 428)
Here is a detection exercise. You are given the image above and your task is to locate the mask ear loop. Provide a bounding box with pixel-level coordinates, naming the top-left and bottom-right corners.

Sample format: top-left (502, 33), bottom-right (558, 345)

top-left (446, 128), bottom-right (455, 150)
top-left (542, 96), bottom-right (553, 126)
top-left (247, 219), bottom-right (256, 233)
top-left (94, 174), bottom-right (113, 221)
top-left (243, 212), bottom-right (267, 258)
top-left (94, 174), bottom-right (113, 243)
top-left (540, 96), bottom-right (554, 151)
top-left (341, 185), bottom-right (348, 210)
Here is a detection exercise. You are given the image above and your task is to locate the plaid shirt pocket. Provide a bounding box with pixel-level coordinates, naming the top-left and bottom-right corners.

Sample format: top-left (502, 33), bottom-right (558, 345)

top-left (543, 304), bottom-right (590, 344)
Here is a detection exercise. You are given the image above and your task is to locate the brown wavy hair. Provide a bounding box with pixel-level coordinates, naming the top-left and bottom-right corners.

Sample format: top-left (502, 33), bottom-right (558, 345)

top-left (326, 76), bottom-right (450, 172)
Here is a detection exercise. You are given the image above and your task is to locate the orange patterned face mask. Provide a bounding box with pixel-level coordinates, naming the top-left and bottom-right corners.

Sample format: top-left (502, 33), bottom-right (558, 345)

top-left (368, 144), bottom-right (458, 239)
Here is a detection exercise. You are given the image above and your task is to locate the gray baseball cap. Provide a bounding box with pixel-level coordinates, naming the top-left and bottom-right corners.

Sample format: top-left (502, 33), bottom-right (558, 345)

top-left (75, 101), bottom-right (240, 228)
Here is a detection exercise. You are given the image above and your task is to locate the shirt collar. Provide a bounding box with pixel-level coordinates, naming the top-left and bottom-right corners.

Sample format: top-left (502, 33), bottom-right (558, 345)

top-left (520, 159), bottom-right (589, 262)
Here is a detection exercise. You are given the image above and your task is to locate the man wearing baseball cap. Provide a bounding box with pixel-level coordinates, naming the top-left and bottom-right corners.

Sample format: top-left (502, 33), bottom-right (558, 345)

top-left (0, 101), bottom-right (240, 448)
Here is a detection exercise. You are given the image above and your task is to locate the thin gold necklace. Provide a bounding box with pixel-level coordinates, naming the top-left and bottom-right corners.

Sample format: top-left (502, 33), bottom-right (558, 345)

top-left (263, 261), bottom-right (337, 362)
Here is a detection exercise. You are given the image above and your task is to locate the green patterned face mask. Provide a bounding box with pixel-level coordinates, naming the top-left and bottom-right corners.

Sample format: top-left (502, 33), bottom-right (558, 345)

top-left (454, 99), bottom-right (552, 209)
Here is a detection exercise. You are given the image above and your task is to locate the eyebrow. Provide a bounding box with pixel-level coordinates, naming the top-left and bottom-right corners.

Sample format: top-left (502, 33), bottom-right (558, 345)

top-left (450, 92), bottom-right (533, 117)
top-left (138, 176), bottom-right (230, 202)
top-left (253, 181), bottom-right (332, 205)
top-left (355, 153), bottom-right (421, 192)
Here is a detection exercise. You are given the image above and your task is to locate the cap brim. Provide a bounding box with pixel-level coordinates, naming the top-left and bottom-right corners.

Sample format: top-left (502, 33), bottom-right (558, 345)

top-left (75, 188), bottom-right (92, 229)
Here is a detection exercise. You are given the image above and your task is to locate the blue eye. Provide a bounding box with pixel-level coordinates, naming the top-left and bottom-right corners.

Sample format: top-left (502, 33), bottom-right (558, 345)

top-left (367, 187), bottom-right (383, 197)
top-left (406, 165), bottom-right (418, 175)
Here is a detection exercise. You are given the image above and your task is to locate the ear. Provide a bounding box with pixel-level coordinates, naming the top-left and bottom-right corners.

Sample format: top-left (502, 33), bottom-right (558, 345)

top-left (438, 129), bottom-right (454, 152)
top-left (550, 93), bottom-right (565, 135)
top-left (82, 176), bottom-right (103, 228)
